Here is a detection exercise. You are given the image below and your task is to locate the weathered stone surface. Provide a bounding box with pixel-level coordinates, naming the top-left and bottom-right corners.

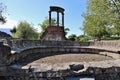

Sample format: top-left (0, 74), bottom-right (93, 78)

top-left (69, 64), bottom-right (84, 71)
top-left (0, 31), bottom-right (11, 39)
top-left (0, 42), bottom-right (11, 65)
top-left (9, 39), bottom-right (92, 49)
top-left (2, 66), bottom-right (120, 80)
top-left (93, 67), bottom-right (120, 80)
top-left (41, 26), bottom-right (66, 41)
top-left (0, 39), bottom-right (120, 80)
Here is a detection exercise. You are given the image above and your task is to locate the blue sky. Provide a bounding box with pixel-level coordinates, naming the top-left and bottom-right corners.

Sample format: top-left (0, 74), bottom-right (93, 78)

top-left (0, 0), bottom-right (87, 36)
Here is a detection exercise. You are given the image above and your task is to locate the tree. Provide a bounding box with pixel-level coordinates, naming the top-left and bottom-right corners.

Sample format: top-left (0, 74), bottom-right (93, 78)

top-left (109, 0), bottom-right (120, 36)
top-left (83, 0), bottom-right (113, 40)
top-left (76, 35), bottom-right (91, 42)
top-left (83, 0), bottom-right (120, 40)
top-left (64, 28), bottom-right (70, 36)
top-left (39, 18), bottom-right (57, 37)
top-left (12, 21), bottom-right (39, 40)
top-left (110, 0), bottom-right (120, 15)
top-left (0, 3), bottom-right (6, 23)
top-left (40, 17), bottom-right (57, 31)
top-left (10, 26), bottom-right (16, 34)
top-left (68, 34), bottom-right (77, 41)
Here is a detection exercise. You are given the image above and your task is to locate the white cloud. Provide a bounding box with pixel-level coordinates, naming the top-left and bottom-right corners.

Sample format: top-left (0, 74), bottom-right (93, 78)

top-left (34, 25), bottom-right (42, 32)
top-left (0, 17), bottom-right (18, 29)
top-left (0, 17), bottom-right (42, 33)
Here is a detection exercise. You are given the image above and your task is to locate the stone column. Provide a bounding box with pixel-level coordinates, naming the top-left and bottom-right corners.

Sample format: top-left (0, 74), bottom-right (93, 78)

top-left (49, 11), bottom-right (51, 26)
top-left (57, 11), bottom-right (59, 26)
top-left (62, 13), bottom-right (64, 27)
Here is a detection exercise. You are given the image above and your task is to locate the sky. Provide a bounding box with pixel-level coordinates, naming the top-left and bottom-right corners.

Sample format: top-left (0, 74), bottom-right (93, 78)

top-left (0, 0), bottom-right (87, 36)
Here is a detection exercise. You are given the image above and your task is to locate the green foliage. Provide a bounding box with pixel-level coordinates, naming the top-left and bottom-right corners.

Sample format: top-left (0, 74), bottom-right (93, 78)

top-left (12, 21), bottom-right (39, 40)
top-left (78, 35), bottom-right (91, 42)
top-left (83, 0), bottom-right (120, 40)
top-left (67, 34), bottom-right (91, 42)
top-left (64, 28), bottom-right (70, 36)
top-left (39, 18), bottom-right (57, 37)
top-left (83, 0), bottom-right (111, 41)
top-left (39, 18), bottom-right (57, 31)
top-left (109, 0), bottom-right (120, 36)
top-left (102, 36), bottom-right (120, 40)
top-left (10, 26), bottom-right (16, 33)
top-left (67, 34), bottom-right (77, 41)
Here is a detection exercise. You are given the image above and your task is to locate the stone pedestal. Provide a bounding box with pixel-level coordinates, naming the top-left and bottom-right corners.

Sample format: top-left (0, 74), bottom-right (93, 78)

top-left (41, 26), bottom-right (66, 41)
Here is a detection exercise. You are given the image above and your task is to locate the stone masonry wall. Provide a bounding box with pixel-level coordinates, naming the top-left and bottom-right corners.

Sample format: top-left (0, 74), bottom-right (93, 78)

top-left (93, 67), bottom-right (120, 80)
top-left (94, 41), bottom-right (120, 47)
top-left (2, 39), bottom-right (119, 65)
top-left (7, 39), bottom-right (120, 50)
top-left (0, 39), bottom-right (120, 80)
top-left (2, 66), bottom-right (120, 80)
top-left (41, 26), bottom-right (66, 41)
top-left (0, 42), bottom-right (11, 65)
top-left (8, 39), bottom-right (93, 49)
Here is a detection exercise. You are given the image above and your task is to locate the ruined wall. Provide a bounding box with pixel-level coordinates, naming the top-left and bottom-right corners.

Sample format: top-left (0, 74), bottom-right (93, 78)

top-left (8, 39), bottom-right (120, 50)
top-left (0, 31), bottom-right (11, 39)
top-left (93, 67), bottom-right (120, 80)
top-left (0, 39), bottom-right (120, 80)
top-left (94, 41), bottom-right (120, 47)
top-left (3, 39), bottom-right (119, 65)
top-left (9, 39), bottom-right (93, 49)
top-left (0, 42), bottom-right (11, 65)
top-left (2, 66), bottom-right (120, 80)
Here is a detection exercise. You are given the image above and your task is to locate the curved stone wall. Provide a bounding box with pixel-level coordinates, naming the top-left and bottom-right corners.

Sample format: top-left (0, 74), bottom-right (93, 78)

top-left (1, 39), bottom-right (120, 65)
top-left (9, 47), bottom-right (101, 64)
top-left (9, 46), bottom-right (120, 65)
top-left (1, 39), bottom-right (117, 65)
top-left (2, 66), bottom-right (120, 80)
top-left (8, 40), bottom-right (120, 52)
top-left (9, 40), bottom-right (93, 49)
top-left (0, 39), bottom-right (120, 80)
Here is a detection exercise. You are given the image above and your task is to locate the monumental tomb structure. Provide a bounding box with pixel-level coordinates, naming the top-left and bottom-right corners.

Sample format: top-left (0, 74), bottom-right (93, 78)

top-left (41, 6), bottom-right (66, 41)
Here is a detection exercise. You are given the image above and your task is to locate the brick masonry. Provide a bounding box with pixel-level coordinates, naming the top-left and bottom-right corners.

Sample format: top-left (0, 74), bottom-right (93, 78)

top-left (41, 26), bottom-right (66, 41)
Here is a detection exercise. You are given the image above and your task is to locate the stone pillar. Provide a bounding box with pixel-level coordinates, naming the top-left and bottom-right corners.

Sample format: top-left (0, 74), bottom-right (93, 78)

top-left (57, 11), bottom-right (59, 26)
top-left (49, 11), bottom-right (51, 26)
top-left (62, 13), bottom-right (64, 27)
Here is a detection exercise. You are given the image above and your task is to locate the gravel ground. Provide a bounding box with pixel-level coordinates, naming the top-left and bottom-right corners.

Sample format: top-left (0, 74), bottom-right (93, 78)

top-left (19, 53), bottom-right (120, 72)
top-left (30, 53), bottom-right (113, 64)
